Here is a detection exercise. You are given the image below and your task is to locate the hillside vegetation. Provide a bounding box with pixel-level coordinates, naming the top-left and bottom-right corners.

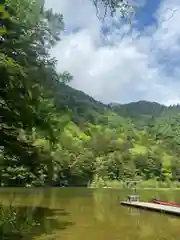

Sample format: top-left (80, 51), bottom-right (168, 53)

top-left (1, 0), bottom-right (180, 188)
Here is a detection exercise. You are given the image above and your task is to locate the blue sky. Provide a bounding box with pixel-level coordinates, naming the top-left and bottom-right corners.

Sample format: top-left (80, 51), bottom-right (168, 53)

top-left (46, 0), bottom-right (180, 105)
top-left (133, 0), bottom-right (161, 30)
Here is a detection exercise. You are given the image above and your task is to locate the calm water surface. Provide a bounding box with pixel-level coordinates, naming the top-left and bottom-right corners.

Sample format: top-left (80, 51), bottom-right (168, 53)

top-left (0, 188), bottom-right (180, 239)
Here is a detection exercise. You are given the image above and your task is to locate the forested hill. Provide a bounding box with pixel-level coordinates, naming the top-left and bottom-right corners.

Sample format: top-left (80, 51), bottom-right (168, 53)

top-left (56, 84), bottom-right (180, 129)
top-left (109, 101), bottom-right (166, 119)
top-left (1, 0), bottom-right (180, 188)
top-left (54, 84), bottom-right (180, 188)
top-left (109, 101), bottom-right (180, 131)
top-left (53, 83), bottom-right (109, 124)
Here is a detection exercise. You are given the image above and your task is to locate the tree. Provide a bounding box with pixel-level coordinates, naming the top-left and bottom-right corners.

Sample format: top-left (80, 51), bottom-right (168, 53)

top-left (0, 0), bottom-right (66, 186)
top-left (92, 0), bottom-right (133, 20)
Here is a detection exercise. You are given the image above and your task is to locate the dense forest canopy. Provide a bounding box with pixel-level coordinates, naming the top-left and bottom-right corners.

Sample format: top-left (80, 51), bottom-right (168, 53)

top-left (1, 0), bottom-right (180, 188)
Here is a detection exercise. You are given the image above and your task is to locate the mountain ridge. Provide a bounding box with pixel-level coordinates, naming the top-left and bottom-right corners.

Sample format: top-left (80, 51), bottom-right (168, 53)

top-left (60, 83), bottom-right (180, 121)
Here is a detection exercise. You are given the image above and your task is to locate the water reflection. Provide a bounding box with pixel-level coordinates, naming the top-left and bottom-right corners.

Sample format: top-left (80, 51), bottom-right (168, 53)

top-left (127, 207), bottom-right (141, 216)
top-left (0, 188), bottom-right (180, 240)
top-left (92, 189), bottom-right (180, 240)
top-left (0, 189), bottom-right (74, 240)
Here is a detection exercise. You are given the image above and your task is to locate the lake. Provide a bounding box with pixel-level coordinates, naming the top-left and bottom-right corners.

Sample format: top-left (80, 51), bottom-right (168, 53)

top-left (0, 188), bottom-right (180, 239)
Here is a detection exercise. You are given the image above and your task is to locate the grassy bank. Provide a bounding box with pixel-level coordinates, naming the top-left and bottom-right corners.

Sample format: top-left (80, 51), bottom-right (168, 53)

top-left (88, 176), bottom-right (180, 189)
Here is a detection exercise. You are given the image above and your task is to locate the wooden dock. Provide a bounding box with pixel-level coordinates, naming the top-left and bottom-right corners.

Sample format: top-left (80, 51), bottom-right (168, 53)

top-left (120, 201), bottom-right (180, 216)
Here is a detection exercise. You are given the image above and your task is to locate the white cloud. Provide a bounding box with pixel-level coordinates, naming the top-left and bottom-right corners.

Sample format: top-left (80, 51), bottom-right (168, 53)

top-left (46, 0), bottom-right (180, 105)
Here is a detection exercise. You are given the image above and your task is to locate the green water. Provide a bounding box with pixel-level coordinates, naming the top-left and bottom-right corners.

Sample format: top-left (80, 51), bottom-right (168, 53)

top-left (0, 188), bottom-right (180, 239)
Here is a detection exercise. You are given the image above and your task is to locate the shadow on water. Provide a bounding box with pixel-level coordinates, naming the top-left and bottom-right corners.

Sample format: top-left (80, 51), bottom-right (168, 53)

top-left (0, 189), bottom-right (74, 240)
top-left (2, 188), bottom-right (180, 240)
top-left (0, 205), bottom-right (74, 240)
